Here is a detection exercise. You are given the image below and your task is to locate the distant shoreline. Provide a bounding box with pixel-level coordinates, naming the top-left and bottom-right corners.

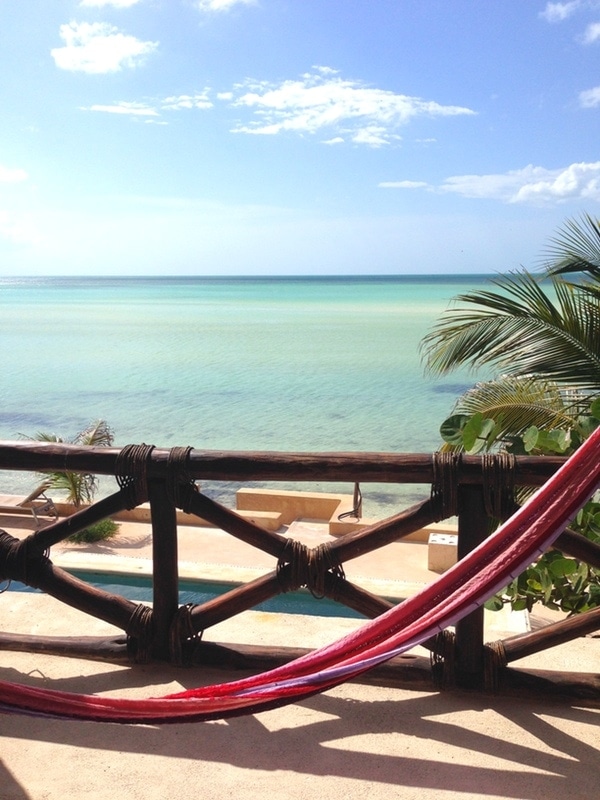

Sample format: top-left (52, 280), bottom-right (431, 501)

top-left (0, 273), bottom-right (498, 284)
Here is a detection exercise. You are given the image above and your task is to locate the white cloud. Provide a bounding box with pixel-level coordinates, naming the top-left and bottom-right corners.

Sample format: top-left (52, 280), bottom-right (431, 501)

top-left (583, 20), bottom-right (600, 41)
top-left (195, 0), bottom-right (256, 10)
top-left (51, 21), bottom-right (157, 74)
top-left (81, 92), bottom-right (213, 120)
top-left (84, 101), bottom-right (159, 115)
top-left (379, 180), bottom-right (428, 189)
top-left (540, 1), bottom-right (582, 22)
top-left (379, 162), bottom-right (600, 205)
top-left (0, 165), bottom-right (28, 183)
top-left (228, 68), bottom-right (475, 147)
top-left (540, 2), bottom-right (600, 52)
top-left (79, 68), bottom-right (473, 142)
top-left (80, 0), bottom-right (142, 7)
top-left (510, 162), bottom-right (600, 203)
top-left (162, 93), bottom-right (213, 110)
top-left (351, 125), bottom-right (400, 147)
top-left (579, 85), bottom-right (600, 106)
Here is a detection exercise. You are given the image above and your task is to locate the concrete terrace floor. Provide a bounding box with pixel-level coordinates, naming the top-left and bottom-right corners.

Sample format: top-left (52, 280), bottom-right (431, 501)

top-left (0, 510), bottom-right (599, 800)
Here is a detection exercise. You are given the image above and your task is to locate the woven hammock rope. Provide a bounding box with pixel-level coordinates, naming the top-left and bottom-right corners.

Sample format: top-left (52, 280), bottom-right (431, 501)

top-left (1, 427), bottom-right (600, 724)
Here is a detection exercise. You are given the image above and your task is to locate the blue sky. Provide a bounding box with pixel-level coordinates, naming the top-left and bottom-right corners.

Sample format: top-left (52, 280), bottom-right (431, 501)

top-left (1, 0), bottom-right (600, 275)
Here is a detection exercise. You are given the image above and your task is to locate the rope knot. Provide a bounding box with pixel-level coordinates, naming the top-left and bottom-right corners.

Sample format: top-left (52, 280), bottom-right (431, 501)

top-left (116, 444), bottom-right (155, 509)
top-left (483, 640), bottom-right (508, 692)
top-left (169, 603), bottom-right (202, 666)
top-left (482, 453), bottom-right (516, 522)
top-left (126, 603), bottom-right (154, 663)
top-left (431, 452), bottom-right (461, 520)
top-left (277, 539), bottom-right (345, 598)
top-left (431, 629), bottom-right (456, 689)
top-left (166, 446), bottom-right (198, 513)
top-left (0, 530), bottom-right (51, 588)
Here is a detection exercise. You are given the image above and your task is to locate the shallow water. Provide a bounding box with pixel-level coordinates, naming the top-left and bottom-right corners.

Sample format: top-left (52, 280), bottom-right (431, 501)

top-left (0, 275), bottom-right (489, 516)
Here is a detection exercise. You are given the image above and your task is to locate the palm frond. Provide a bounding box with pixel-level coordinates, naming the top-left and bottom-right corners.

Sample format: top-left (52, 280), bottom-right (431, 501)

top-left (542, 213), bottom-right (600, 279)
top-left (450, 377), bottom-right (581, 437)
top-left (421, 270), bottom-right (600, 392)
top-left (43, 471), bottom-right (96, 507)
top-left (454, 376), bottom-right (581, 433)
top-left (20, 432), bottom-right (63, 443)
top-left (74, 419), bottom-right (114, 448)
top-left (22, 419), bottom-right (113, 507)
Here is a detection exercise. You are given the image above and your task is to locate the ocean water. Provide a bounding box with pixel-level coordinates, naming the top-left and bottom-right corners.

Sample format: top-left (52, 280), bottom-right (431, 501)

top-left (0, 275), bottom-right (489, 517)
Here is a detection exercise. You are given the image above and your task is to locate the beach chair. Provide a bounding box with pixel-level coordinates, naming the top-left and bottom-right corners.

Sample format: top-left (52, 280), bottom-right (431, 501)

top-left (16, 482), bottom-right (59, 528)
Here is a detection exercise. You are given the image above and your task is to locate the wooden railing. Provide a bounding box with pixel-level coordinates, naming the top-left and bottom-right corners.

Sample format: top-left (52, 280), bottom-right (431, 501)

top-left (0, 440), bottom-right (599, 698)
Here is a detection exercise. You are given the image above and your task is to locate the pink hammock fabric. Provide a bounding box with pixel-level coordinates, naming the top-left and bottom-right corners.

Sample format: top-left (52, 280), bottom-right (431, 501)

top-left (2, 426), bottom-right (600, 724)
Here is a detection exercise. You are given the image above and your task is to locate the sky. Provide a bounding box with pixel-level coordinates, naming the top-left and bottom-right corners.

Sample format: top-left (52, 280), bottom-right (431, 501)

top-left (1, 0), bottom-right (600, 276)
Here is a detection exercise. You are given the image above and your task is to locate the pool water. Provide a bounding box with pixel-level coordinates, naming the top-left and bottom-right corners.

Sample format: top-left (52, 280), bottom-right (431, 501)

top-left (7, 569), bottom-right (372, 619)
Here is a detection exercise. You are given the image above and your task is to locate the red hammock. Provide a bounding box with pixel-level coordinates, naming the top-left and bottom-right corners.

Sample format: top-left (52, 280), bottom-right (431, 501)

top-left (2, 426), bottom-right (600, 724)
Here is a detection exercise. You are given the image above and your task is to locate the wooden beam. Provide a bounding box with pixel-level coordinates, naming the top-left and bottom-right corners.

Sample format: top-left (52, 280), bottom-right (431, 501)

top-left (501, 606), bottom-right (600, 662)
top-left (148, 478), bottom-right (179, 660)
top-left (0, 441), bottom-right (565, 486)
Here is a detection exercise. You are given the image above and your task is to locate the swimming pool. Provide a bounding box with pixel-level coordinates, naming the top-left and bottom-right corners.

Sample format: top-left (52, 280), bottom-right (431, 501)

top-left (7, 569), bottom-right (370, 619)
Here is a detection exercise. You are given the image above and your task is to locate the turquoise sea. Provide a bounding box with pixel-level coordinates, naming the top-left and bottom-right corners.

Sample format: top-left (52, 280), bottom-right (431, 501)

top-left (0, 275), bottom-right (490, 516)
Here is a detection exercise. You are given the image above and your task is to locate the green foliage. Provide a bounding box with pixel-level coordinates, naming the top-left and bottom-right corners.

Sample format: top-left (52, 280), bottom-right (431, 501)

top-left (440, 399), bottom-right (600, 456)
top-left (436, 375), bottom-right (586, 454)
top-left (447, 403), bottom-right (600, 615)
top-left (422, 215), bottom-right (600, 395)
top-left (68, 518), bottom-right (120, 544)
top-left (421, 270), bottom-right (600, 393)
top-left (23, 419), bottom-right (114, 508)
top-left (424, 212), bottom-right (600, 617)
top-left (484, 500), bottom-right (600, 615)
top-left (543, 212), bottom-right (600, 280)
top-left (440, 405), bottom-right (600, 614)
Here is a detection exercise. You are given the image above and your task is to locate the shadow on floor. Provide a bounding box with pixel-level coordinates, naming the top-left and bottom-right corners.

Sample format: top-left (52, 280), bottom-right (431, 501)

top-left (1, 660), bottom-right (599, 799)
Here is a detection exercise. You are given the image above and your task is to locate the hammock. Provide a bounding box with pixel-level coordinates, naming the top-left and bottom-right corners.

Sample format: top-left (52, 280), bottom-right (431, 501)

top-left (2, 426), bottom-right (600, 724)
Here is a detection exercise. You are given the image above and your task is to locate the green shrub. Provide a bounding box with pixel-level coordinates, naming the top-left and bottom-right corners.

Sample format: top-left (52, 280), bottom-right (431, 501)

top-left (441, 403), bottom-right (600, 615)
top-left (68, 519), bottom-right (120, 544)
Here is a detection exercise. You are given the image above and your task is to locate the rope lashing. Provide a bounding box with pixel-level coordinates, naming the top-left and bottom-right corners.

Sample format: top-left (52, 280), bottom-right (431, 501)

top-left (337, 482), bottom-right (363, 521)
top-left (430, 629), bottom-right (456, 689)
top-left (169, 603), bottom-right (202, 667)
top-left (0, 530), bottom-right (51, 589)
top-left (125, 603), bottom-right (154, 664)
top-left (483, 640), bottom-right (508, 692)
top-left (277, 539), bottom-right (346, 598)
top-left (482, 452), bottom-right (516, 522)
top-left (166, 446), bottom-right (198, 513)
top-left (309, 543), bottom-right (346, 599)
top-left (431, 452), bottom-right (461, 521)
top-left (115, 443), bottom-right (156, 509)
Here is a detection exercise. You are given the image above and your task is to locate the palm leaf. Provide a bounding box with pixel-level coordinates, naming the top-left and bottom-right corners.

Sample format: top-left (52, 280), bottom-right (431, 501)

top-left (421, 270), bottom-right (600, 392)
top-left (542, 213), bottom-right (600, 279)
top-left (450, 376), bottom-right (580, 436)
top-left (74, 419), bottom-right (114, 448)
top-left (22, 419), bottom-right (113, 507)
top-left (439, 376), bottom-right (593, 454)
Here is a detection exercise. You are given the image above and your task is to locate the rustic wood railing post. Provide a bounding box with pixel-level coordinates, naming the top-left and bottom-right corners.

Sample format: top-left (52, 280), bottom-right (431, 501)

top-left (148, 477), bottom-right (179, 661)
top-left (455, 483), bottom-right (488, 687)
